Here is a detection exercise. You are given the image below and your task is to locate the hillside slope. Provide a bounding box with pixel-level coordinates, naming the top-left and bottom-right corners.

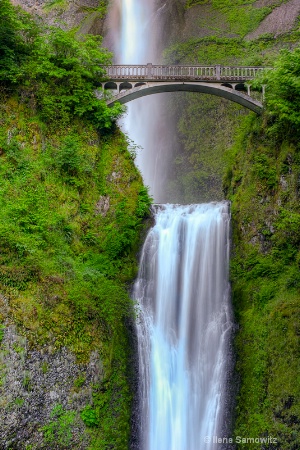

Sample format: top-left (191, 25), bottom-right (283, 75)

top-left (0, 1), bottom-right (151, 448)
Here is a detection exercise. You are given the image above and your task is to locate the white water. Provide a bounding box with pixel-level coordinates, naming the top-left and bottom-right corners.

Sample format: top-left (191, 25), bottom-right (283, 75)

top-left (134, 203), bottom-right (232, 449)
top-left (106, 0), bottom-right (170, 202)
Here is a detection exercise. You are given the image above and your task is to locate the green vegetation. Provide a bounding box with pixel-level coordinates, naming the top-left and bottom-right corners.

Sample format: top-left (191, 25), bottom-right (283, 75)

top-left (0, 325), bottom-right (4, 344)
top-left (0, 0), bottom-right (151, 448)
top-left (0, 103), bottom-right (149, 446)
top-left (223, 47), bottom-right (300, 450)
top-left (164, 2), bottom-right (300, 446)
top-left (14, 397), bottom-right (25, 407)
top-left (211, 0), bottom-right (271, 37)
top-left (186, 0), bottom-right (209, 9)
top-left (41, 404), bottom-right (76, 446)
top-left (0, 0), bottom-right (122, 129)
top-left (41, 362), bottom-right (48, 374)
top-left (254, 47), bottom-right (300, 138)
top-left (81, 405), bottom-right (99, 427)
top-left (164, 34), bottom-right (298, 67)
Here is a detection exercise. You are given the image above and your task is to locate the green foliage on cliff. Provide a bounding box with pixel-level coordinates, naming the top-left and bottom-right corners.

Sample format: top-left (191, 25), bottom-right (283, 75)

top-left (0, 1), bottom-right (151, 448)
top-left (0, 0), bottom-right (122, 130)
top-left (224, 49), bottom-right (300, 446)
top-left (0, 0), bottom-right (37, 84)
top-left (211, 0), bottom-right (271, 37)
top-left (42, 404), bottom-right (76, 446)
top-left (0, 97), bottom-right (150, 448)
top-left (254, 47), bottom-right (300, 138)
top-left (0, 96), bottom-right (151, 447)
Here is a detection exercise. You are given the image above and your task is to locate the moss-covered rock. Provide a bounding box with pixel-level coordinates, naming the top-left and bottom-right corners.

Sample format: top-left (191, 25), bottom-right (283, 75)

top-left (225, 113), bottom-right (300, 449)
top-left (0, 96), bottom-right (151, 448)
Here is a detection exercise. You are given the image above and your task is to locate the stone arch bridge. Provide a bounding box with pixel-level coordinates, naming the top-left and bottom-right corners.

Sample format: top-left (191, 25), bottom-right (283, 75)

top-left (101, 64), bottom-right (267, 113)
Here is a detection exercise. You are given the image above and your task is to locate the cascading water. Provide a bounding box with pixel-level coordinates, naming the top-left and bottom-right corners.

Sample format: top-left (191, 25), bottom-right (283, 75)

top-left (133, 203), bottom-right (232, 449)
top-left (105, 0), bottom-right (171, 202)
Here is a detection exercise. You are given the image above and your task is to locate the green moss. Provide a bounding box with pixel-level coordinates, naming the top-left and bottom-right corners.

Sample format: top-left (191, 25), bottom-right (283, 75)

top-left (225, 111), bottom-right (300, 449)
top-left (0, 97), bottom-right (150, 447)
top-left (0, 325), bottom-right (4, 344)
top-left (43, 0), bottom-right (68, 12)
top-left (41, 404), bottom-right (77, 446)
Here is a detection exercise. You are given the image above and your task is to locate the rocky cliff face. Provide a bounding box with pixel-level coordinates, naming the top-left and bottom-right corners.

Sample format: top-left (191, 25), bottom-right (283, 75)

top-left (158, 0), bottom-right (300, 43)
top-left (247, 0), bottom-right (300, 39)
top-left (0, 322), bottom-right (102, 449)
top-left (12, 0), bottom-right (107, 34)
top-left (152, 0), bottom-right (300, 203)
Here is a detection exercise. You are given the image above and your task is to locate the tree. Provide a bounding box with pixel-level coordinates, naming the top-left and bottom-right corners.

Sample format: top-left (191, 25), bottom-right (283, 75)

top-left (255, 47), bottom-right (300, 138)
top-left (0, 0), bottom-right (38, 84)
top-left (24, 28), bottom-right (124, 128)
top-left (0, 1), bottom-right (123, 130)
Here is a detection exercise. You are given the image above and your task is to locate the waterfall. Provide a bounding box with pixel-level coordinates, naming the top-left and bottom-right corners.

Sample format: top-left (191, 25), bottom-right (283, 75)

top-left (105, 0), bottom-right (171, 202)
top-left (105, 2), bottom-right (233, 448)
top-left (133, 203), bottom-right (232, 449)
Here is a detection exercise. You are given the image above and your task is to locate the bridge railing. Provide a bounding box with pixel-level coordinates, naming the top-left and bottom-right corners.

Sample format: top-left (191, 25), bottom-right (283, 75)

top-left (151, 65), bottom-right (215, 78)
top-left (103, 64), bottom-right (267, 81)
top-left (220, 66), bottom-right (265, 78)
top-left (107, 65), bottom-right (148, 77)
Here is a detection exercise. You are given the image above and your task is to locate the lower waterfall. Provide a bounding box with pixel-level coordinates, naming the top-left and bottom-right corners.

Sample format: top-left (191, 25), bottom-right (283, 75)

top-left (133, 203), bottom-right (232, 450)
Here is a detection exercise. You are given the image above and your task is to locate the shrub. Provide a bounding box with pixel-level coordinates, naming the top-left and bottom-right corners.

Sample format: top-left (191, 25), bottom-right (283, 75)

top-left (81, 405), bottom-right (99, 427)
top-left (41, 404), bottom-right (76, 446)
top-left (254, 47), bottom-right (300, 139)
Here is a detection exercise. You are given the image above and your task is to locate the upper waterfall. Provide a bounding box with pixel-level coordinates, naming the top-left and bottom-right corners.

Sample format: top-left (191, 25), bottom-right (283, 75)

top-left (105, 0), bottom-right (173, 202)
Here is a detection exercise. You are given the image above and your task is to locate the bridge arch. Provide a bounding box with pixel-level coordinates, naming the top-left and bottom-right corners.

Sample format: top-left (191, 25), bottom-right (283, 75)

top-left (235, 83), bottom-right (247, 92)
top-left (106, 82), bottom-right (263, 114)
top-left (119, 82), bottom-right (133, 91)
top-left (221, 83), bottom-right (233, 89)
top-left (104, 81), bottom-right (118, 91)
top-left (134, 82), bottom-right (146, 88)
